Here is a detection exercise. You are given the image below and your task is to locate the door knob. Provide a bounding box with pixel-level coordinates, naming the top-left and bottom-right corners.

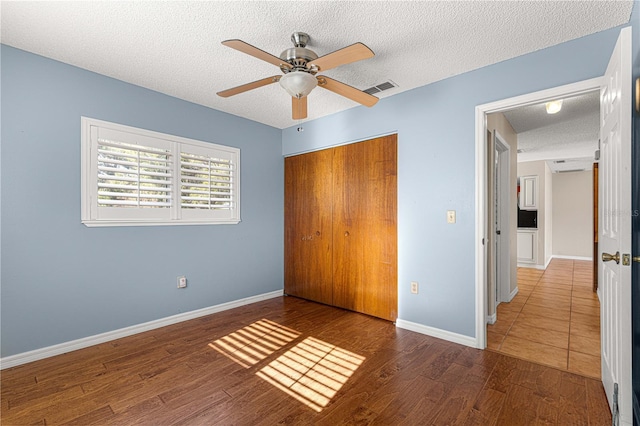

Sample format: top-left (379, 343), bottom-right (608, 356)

top-left (602, 251), bottom-right (620, 264)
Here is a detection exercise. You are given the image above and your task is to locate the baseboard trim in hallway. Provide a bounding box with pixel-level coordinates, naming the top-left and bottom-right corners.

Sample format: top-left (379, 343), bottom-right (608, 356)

top-left (551, 255), bottom-right (593, 261)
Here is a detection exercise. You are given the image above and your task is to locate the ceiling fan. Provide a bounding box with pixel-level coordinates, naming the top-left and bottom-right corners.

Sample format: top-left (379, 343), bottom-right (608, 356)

top-left (217, 32), bottom-right (379, 120)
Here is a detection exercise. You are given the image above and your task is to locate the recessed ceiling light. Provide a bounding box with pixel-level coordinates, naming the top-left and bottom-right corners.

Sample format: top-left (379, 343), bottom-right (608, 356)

top-left (545, 99), bottom-right (563, 114)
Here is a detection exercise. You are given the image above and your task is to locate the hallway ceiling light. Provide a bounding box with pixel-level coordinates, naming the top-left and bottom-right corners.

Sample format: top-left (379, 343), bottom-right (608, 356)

top-left (545, 99), bottom-right (563, 114)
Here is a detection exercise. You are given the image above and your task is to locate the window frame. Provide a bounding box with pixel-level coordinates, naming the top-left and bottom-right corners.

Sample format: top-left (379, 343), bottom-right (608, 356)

top-left (81, 117), bottom-right (241, 227)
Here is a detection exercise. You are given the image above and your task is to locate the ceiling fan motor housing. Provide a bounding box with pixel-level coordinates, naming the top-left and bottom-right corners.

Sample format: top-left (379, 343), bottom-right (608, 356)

top-left (280, 47), bottom-right (318, 72)
top-left (280, 32), bottom-right (318, 73)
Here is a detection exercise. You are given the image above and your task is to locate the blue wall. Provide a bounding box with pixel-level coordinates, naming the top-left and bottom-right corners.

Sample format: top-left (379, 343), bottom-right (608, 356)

top-left (1, 45), bottom-right (284, 357)
top-left (283, 8), bottom-right (639, 338)
top-left (2, 4), bottom-right (638, 359)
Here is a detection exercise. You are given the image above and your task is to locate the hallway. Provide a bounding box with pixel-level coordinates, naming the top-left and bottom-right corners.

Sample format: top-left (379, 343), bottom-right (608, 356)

top-left (487, 258), bottom-right (600, 378)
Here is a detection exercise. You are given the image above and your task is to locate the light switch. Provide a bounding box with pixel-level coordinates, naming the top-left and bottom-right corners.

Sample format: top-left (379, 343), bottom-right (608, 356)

top-left (447, 210), bottom-right (456, 224)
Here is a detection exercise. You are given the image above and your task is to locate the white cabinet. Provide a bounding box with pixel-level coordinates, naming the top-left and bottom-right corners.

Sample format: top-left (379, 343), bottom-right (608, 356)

top-left (519, 175), bottom-right (538, 210)
top-left (517, 230), bottom-right (538, 264)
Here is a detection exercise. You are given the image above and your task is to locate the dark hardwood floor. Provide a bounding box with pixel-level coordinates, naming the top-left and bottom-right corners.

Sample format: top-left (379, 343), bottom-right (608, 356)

top-left (1, 296), bottom-right (611, 425)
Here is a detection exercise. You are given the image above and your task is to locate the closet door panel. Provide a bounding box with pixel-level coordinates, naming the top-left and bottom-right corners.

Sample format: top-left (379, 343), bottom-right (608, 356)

top-left (332, 135), bottom-right (397, 320)
top-left (284, 150), bottom-right (334, 304)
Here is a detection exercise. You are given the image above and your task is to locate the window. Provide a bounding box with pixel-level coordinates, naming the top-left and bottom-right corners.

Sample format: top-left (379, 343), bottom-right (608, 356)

top-left (81, 117), bottom-right (240, 226)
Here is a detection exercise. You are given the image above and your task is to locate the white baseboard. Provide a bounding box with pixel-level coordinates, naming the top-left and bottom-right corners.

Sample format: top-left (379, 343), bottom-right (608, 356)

top-left (518, 256), bottom-right (592, 271)
top-left (0, 290), bottom-right (283, 370)
top-left (395, 319), bottom-right (476, 348)
top-left (486, 313), bottom-right (497, 325)
top-left (517, 263), bottom-right (546, 270)
top-left (552, 255), bottom-right (593, 261)
top-left (509, 287), bottom-right (519, 301)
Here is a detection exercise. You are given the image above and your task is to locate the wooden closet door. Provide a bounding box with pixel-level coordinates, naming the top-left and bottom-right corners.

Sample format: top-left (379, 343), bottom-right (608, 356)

top-left (284, 149), bottom-right (333, 305)
top-left (332, 135), bottom-right (397, 321)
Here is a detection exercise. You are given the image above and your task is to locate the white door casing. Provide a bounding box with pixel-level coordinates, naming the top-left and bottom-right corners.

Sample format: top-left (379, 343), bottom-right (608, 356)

top-left (599, 26), bottom-right (632, 426)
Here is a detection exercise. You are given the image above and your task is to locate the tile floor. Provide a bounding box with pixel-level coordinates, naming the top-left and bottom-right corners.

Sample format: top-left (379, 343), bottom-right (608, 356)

top-left (487, 258), bottom-right (601, 378)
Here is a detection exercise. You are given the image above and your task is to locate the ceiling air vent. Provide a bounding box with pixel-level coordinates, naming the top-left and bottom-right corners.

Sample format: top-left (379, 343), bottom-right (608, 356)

top-left (363, 80), bottom-right (398, 95)
top-left (557, 169), bottom-right (585, 173)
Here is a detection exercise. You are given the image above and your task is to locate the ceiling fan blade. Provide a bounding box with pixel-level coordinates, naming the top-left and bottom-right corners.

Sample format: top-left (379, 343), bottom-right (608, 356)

top-left (292, 97), bottom-right (308, 120)
top-left (317, 76), bottom-right (378, 107)
top-left (222, 39), bottom-right (292, 69)
top-left (308, 43), bottom-right (374, 72)
top-left (217, 76), bottom-right (281, 97)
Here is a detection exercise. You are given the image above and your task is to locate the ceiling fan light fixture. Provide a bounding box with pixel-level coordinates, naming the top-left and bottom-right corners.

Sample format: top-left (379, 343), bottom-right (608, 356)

top-left (545, 99), bottom-right (563, 114)
top-left (279, 71), bottom-right (317, 98)
top-left (218, 34), bottom-right (378, 119)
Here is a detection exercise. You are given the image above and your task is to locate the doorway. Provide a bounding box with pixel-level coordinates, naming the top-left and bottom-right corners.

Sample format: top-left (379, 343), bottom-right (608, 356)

top-left (476, 26), bottom-right (633, 423)
top-left (479, 82), bottom-right (610, 379)
top-left (481, 87), bottom-right (603, 379)
top-left (475, 76), bottom-right (601, 344)
top-left (486, 97), bottom-right (601, 378)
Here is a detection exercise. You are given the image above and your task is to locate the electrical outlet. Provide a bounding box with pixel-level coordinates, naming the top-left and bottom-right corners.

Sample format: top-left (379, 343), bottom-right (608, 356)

top-left (411, 281), bottom-right (419, 294)
top-left (177, 276), bottom-right (187, 288)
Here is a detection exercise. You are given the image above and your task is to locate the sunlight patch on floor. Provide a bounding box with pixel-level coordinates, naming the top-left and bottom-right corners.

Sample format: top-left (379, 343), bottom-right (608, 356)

top-left (208, 319), bottom-right (300, 368)
top-left (256, 337), bottom-right (365, 412)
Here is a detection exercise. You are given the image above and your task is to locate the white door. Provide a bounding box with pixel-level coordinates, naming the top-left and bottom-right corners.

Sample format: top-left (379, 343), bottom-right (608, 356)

top-left (599, 26), bottom-right (632, 425)
top-left (494, 133), bottom-right (510, 304)
top-left (494, 146), bottom-right (500, 305)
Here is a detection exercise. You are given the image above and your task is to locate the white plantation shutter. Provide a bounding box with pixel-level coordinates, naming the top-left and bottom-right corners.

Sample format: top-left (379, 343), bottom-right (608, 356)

top-left (82, 117), bottom-right (240, 226)
top-left (179, 143), bottom-right (238, 221)
top-left (97, 139), bottom-right (173, 208)
top-left (181, 153), bottom-right (233, 209)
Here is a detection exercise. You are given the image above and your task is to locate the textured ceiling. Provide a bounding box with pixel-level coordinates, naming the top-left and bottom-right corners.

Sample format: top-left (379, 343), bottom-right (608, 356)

top-left (504, 91), bottom-right (600, 173)
top-left (0, 1), bottom-right (633, 129)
